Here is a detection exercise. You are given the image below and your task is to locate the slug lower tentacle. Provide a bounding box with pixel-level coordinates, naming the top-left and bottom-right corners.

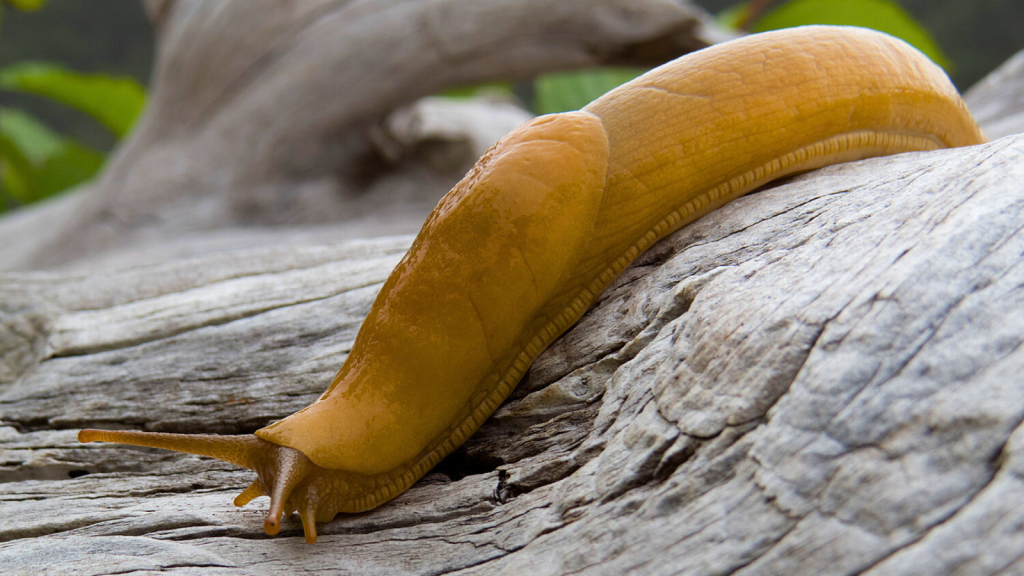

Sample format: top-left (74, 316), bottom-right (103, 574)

top-left (78, 25), bottom-right (986, 544)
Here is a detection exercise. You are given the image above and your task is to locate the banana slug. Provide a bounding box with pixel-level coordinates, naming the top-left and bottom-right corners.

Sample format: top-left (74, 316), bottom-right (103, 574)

top-left (78, 26), bottom-right (985, 544)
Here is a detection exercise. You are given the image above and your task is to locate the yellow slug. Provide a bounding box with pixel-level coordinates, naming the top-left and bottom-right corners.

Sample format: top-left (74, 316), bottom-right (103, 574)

top-left (78, 26), bottom-right (985, 544)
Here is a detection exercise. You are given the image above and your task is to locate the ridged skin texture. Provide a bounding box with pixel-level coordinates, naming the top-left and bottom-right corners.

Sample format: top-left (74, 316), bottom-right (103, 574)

top-left (79, 26), bottom-right (985, 543)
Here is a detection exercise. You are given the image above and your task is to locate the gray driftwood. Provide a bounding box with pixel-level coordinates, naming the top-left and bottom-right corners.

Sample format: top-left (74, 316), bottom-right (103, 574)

top-left (3, 3), bottom-right (1024, 574)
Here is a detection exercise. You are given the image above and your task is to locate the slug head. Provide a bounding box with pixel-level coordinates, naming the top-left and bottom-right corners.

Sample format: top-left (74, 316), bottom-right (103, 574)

top-left (78, 429), bottom-right (360, 544)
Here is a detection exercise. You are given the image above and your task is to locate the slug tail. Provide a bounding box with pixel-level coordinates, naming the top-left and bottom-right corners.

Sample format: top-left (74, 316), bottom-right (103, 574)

top-left (78, 429), bottom-right (265, 471)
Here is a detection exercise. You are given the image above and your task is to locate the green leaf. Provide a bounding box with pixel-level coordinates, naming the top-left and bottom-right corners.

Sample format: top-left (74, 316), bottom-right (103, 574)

top-left (30, 140), bottom-right (103, 199)
top-left (751, 0), bottom-right (950, 70)
top-left (0, 106), bottom-right (64, 164)
top-left (0, 107), bottom-right (103, 205)
top-left (5, 0), bottom-right (46, 12)
top-left (0, 62), bottom-right (147, 138)
top-left (534, 67), bottom-right (647, 115)
top-left (0, 130), bottom-right (34, 203)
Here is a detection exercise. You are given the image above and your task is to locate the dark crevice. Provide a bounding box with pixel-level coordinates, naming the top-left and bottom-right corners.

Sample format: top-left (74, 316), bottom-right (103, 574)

top-left (433, 446), bottom-right (506, 483)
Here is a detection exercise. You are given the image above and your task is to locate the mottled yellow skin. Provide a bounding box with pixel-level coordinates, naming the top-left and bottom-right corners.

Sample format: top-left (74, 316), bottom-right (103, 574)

top-left (79, 26), bottom-right (985, 544)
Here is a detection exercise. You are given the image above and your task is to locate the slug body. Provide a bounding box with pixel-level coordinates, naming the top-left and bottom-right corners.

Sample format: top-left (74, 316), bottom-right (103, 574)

top-left (79, 26), bottom-right (985, 543)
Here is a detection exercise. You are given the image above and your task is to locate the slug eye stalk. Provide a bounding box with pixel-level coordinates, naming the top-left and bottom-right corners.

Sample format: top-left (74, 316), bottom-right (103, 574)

top-left (77, 429), bottom-right (266, 469)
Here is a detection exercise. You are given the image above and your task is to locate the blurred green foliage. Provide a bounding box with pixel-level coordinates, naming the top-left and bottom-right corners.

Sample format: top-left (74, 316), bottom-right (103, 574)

top-left (0, 0), bottom-right (147, 213)
top-left (0, 106), bottom-right (103, 205)
top-left (0, 62), bottom-right (146, 138)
